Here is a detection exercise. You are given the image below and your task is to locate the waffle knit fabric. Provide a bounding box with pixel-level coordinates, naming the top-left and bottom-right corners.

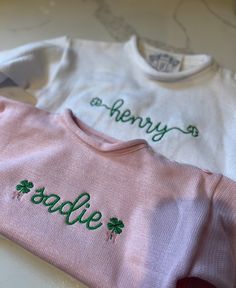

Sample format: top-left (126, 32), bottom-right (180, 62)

top-left (0, 96), bottom-right (235, 288)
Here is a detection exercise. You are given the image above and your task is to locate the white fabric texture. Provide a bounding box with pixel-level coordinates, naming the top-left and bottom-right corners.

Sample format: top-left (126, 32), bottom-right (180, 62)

top-left (0, 35), bottom-right (236, 181)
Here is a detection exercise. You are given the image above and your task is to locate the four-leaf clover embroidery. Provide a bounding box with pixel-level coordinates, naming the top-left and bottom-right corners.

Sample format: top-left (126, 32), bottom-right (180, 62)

top-left (12, 179), bottom-right (125, 243)
top-left (187, 125), bottom-right (199, 137)
top-left (13, 179), bottom-right (34, 200)
top-left (107, 217), bottom-right (124, 243)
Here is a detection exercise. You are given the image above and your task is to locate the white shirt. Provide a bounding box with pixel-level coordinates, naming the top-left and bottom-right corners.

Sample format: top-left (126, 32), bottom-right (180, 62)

top-left (0, 35), bottom-right (236, 181)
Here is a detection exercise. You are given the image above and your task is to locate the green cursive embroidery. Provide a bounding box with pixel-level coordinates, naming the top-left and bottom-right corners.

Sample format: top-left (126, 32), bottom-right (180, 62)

top-left (90, 97), bottom-right (199, 142)
top-left (13, 180), bottom-right (125, 242)
top-left (31, 187), bottom-right (103, 230)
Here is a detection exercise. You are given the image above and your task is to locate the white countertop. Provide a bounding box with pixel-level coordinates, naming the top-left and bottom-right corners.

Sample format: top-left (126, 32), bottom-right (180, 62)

top-left (0, 1), bottom-right (236, 287)
top-left (0, 0), bottom-right (236, 71)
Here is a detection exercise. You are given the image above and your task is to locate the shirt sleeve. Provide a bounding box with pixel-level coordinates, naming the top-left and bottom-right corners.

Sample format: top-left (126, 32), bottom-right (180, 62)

top-left (213, 174), bottom-right (236, 228)
top-left (0, 96), bottom-right (43, 156)
top-left (185, 172), bottom-right (236, 288)
top-left (211, 175), bottom-right (236, 286)
top-left (0, 37), bottom-right (69, 95)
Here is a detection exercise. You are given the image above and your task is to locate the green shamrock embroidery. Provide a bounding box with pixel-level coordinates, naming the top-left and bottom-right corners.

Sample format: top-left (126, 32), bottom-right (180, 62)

top-left (16, 180), bottom-right (34, 193)
top-left (186, 125), bottom-right (199, 137)
top-left (14, 180), bottom-right (34, 200)
top-left (107, 217), bottom-right (124, 242)
top-left (90, 97), bottom-right (102, 107)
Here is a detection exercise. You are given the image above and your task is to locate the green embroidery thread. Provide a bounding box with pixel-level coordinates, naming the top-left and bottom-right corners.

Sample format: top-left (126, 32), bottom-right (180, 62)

top-left (31, 187), bottom-right (103, 231)
top-left (16, 180), bottom-right (34, 193)
top-left (13, 179), bottom-right (34, 200)
top-left (106, 217), bottom-right (124, 242)
top-left (90, 97), bottom-right (199, 142)
top-left (13, 180), bottom-right (125, 241)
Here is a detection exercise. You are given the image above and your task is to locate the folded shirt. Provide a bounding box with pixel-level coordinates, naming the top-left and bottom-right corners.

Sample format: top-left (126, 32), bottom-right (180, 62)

top-left (0, 96), bottom-right (235, 288)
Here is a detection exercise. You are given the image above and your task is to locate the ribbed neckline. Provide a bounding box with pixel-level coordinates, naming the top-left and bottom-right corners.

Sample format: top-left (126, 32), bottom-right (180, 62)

top-left (125, 35), bottom-right (214, 82)
top-left (61, 109), bottom-right (148, 154)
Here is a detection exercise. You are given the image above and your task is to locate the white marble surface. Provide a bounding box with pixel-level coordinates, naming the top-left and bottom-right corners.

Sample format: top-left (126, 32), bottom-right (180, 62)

top-left (0, 0), bottom-right (236, 70)
top-left (0, 0), bottom-right (236, 287)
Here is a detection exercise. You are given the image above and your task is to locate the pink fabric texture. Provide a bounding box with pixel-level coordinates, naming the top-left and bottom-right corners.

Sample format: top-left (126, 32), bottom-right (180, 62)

top-left (0, 96), bottom-right (235, 288)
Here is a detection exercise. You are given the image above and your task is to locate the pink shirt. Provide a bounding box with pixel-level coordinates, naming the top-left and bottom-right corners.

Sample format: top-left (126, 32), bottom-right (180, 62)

top-left (0, 96), bottom-right (235, 288)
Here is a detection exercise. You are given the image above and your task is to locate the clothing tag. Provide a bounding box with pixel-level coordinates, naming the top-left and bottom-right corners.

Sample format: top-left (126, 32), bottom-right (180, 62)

top-left (148, 53), bottom-right (182, 73)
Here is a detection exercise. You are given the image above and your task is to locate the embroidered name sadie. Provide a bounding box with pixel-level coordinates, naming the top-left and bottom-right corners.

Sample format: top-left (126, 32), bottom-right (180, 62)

top-left (13, 180), bottom-right (125, 241)
top-left (31, 187), bottom-right (103, 230)
top-left (90, 97), bottom-right (199, 142)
